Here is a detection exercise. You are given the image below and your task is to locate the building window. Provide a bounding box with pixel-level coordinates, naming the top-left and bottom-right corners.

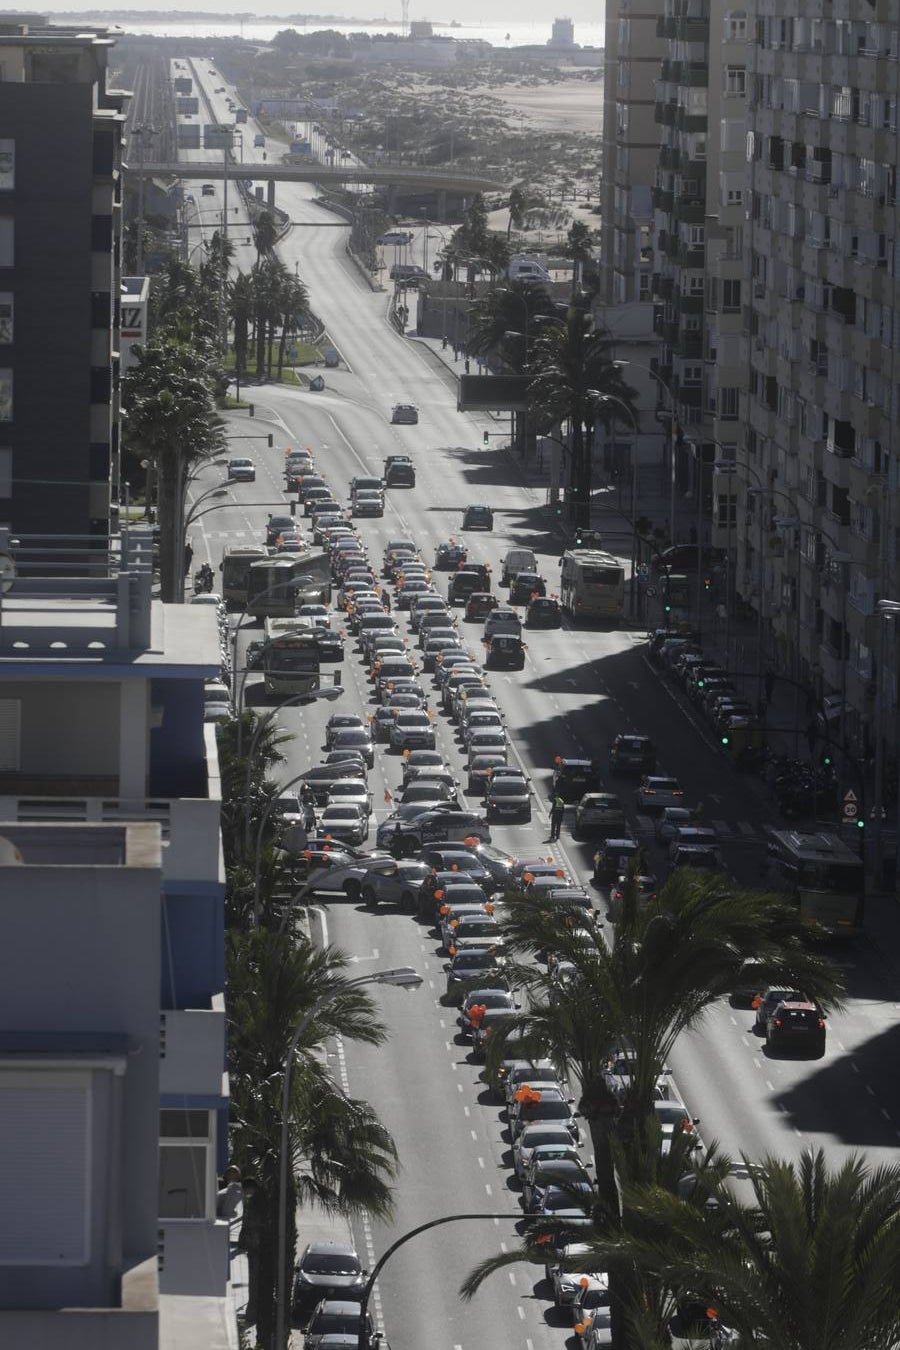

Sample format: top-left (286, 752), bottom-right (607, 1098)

top-left (682, 365), bottom-right (702, 384)
top-left (722, 279), bottom-right (742, 312)
top-left (0, 217), bottom-right (12, 268)
top-left (726, 66), bottom-right (747, 96)
top-left (0, 139), bottom-right (13, 191)
top-left (0, 293), bottom-right (11, 344)
top-left (719, 387), bottom-right (740, 419)
top-left (0, 369), bottom-right (11, 421)
top-left (159, 1109), bottom-right (214, 1221)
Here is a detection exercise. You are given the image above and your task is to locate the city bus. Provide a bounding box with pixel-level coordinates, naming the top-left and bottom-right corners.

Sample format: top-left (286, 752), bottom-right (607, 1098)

top-left (246, 552), bottom-right (332, 618)
top-left (559, 549), bottom-right (626, 623)
top-left (220, 546), bottom-right (267, 608)
top-left (262, 617), bottom-right (321, 696)
top-left (767, 829), bottom-right (864, 936)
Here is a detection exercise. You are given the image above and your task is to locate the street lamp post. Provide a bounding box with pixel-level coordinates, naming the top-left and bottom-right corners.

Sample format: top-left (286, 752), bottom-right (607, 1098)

top-left (355, 1211), bottom-right (520, 1350)
top-left (875, 599), bottom-right (900, 884)
top-left (275, 968), bottom-right (424, 1350)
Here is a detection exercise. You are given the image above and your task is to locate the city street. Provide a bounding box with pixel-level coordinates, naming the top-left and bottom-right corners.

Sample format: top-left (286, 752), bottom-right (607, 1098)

top-left (183, 60), bottom-right (900, 1350)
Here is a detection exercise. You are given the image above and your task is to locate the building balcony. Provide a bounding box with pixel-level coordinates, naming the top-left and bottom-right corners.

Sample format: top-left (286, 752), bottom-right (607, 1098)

top-left (652, 186), bottom-right (674, 212)
top-left (677, 291), bottom-right (704, 314)
top-left (0, 1258), bottom-right (158, 1350)
top-left (674, 110), bottom-right (708, 133)
top-left (676, 198), bottom-right (705, 223)
top-left (656, 16), bottom-right (676, 38)
top-left (159, 993), bottom-right (226, 1098)
top-left (659, 144), bottom-right (681, 170)
top-left (0, 791), bottom-right (223, 885)
top-left (656, 276), bottom-right (675, 301)
top-left (157, 1219), bottom-right (230, 1298)
top-left (677, 242), bottom-right (706, 267)
top-left (674, 332), bottom-right (703, 358)
top-left (655, 102), bottom-right (677, 126)
top-left (676, 17), bottom-right (710, 40)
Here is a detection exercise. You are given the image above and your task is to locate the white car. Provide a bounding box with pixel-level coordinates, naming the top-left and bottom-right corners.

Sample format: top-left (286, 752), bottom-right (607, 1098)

top-left (634, 776), bottom-right (686, 812)
top-left (514, 1123), bottom-right (582, 1180)
top-left (319, 803), bottom-right (369, 846)
top-left (325, 779), bottom-right (373, 818)
top-left (203, 680), bottom-right (231, 722)
top-left (389, 710), bottom-right (436, 752)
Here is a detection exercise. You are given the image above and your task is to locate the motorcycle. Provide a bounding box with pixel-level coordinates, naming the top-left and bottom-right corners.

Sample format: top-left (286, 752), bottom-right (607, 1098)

top-left (194, 565), bottom-right (214, 594)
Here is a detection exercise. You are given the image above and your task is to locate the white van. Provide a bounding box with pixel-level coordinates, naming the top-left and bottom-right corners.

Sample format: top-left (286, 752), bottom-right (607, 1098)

top-left (501, 547), bottom-right (538, 586)
top-left (508, 259), bottom-right (551, 283)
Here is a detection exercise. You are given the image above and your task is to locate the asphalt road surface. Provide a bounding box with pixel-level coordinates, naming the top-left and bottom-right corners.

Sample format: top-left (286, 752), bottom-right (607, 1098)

top-left (184, 60), bottom-right (900, 1350)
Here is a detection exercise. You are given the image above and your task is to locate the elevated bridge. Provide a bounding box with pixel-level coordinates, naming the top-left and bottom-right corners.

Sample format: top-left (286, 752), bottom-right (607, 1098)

top-left (129, 160), bottom-right (505, 216)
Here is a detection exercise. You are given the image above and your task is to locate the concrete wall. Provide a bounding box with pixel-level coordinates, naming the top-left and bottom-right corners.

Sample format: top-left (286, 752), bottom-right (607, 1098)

top-left (0, 835), bottom-right (161, 1312)
top-left (0, 679), bottom-right (121, 778)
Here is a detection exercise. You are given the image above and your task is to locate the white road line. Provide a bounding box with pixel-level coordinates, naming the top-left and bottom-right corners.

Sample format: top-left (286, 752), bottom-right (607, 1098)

top-left (478, 1157), bottom-right (485, 1169)
top-left (485, 1183), bottom-right (492, 1196)
top-left (765, 1080), bottom-right (774, 1091)
top-left (471, 1130), bottom-right (478, 1140)
top-left (463, 1105), bottom-right (470, 1117)
top-left (865, 1083), bottom-right (876, 1096)
top-left (508, 1272), bottom-right (517, 1286)
top-left (517, 1305), bottom-right (526, 1319)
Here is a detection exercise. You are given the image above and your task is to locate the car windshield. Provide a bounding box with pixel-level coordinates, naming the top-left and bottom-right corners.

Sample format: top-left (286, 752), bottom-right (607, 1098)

top-left (453, 951), bottom-right (496, 970)
top-left (543, 1186), bottom-right (589, 1210)
top-left (303, 1253), bottom-right (361, 1275)
top-left (335, 731), bottom-right (370, 746)
top-left (490, 781), bottom-right (524, 796)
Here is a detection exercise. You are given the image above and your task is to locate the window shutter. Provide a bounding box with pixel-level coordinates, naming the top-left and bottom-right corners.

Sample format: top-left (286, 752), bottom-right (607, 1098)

top-left (0, 697), bottom-right (20, 770)
top-left (0, 1082), bottom-right (89, 1263)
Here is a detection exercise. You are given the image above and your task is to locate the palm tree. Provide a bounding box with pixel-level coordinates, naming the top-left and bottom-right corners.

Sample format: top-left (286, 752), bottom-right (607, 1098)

top-left (227, 930), bottom-right (398, 1348)
top-left (566, 219), bottom-right (594, 296)
top-left (491, 873), bottom-right (843, 1207)
top-left (527, 310), bottom-right (638, 527)
top-left (462, 874), bottom-right (845, 1347)
top-left (121, 336), bottom-right (225, 600)
top-left (466, 281), bottom-right (557, 453)
top-left (252, 209), bottom-right (279, 266)
top-left (275, 271), bottom-right (310, 380)
top-left (229, 271), bottom-right (255, 398)
top-left (507, 183), bottom-right (528, 239)
top-left (590, 1148), bottom-right (900, 1350)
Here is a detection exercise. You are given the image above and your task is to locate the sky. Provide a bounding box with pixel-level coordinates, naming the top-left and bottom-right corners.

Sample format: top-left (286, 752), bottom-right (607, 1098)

top-left (36, 1), bottom-right (605, 27)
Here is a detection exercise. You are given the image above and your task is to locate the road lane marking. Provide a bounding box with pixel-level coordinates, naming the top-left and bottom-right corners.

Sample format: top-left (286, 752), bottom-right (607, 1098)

top-left (463, 1105), bottom-right (470, 1117)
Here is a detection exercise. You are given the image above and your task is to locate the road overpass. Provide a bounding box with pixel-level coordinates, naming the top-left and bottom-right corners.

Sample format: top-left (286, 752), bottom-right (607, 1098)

top-left (130, 160), bottom-right (505, 216)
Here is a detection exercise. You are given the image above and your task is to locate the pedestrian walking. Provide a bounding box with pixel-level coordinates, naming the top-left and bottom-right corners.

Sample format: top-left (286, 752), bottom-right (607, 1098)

top-left (183, 539), bottom-right (193, 577)
top-left (549, 793), bottom-right (565, 841)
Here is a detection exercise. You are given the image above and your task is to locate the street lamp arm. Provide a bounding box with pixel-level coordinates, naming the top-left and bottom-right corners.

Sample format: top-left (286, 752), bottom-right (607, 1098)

top-left (356, 1212), bottom-right (518, 1350)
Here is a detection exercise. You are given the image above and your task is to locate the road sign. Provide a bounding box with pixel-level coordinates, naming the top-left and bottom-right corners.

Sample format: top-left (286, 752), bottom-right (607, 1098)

top-left (842, 788), bottom-right (858, 821)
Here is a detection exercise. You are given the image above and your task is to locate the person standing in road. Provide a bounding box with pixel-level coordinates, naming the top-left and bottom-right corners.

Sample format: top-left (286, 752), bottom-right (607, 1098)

top-left (549, 794), bottom-right (565, 841)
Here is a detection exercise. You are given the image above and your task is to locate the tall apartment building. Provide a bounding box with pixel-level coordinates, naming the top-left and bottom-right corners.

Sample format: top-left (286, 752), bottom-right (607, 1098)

top-left (652, 0), bottom-right (749, 506)
top-left (598, 0), bottom-right (667, 469)
top-left (739, 4), bottom-right (900, 768)
top-left (0, 16), bottom-right (126, 545)
top-left (0, 528), bottom-right (234, 1348)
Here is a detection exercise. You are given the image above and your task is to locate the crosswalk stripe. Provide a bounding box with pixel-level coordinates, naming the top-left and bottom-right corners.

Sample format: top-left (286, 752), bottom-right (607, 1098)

top-left (736, 820), bottom-right (757, 837)
top-left (711, 819), bottom-right (730, 835)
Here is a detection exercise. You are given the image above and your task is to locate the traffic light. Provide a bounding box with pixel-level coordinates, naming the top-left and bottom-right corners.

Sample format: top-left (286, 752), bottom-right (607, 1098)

top-left (856, 818), bottom-right (865, 830)
top-left (697, 677), bottom-right (706, 689)
top-left (703, 574), bottom-right (713, 592)
top-left (822, 752), bottom-right (832, 766)
top-left (483, 430), bottom-right (489, 446)
top-left (721, 734), bottom-right (730, 745)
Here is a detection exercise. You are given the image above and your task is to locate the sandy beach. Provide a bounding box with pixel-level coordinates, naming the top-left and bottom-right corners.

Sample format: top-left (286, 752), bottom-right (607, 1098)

top-left (468, 76), bottom-right (602, 134)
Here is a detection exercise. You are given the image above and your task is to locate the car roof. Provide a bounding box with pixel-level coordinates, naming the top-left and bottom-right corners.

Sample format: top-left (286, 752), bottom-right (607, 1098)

top-left (303, 1240), bottom-right (359, 1258)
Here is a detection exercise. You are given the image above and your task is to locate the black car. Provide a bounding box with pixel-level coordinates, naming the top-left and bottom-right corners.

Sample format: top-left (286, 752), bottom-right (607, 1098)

top-left (292, 1242), bottom-right (366, 1318)
top-left (766, 1000), bottom-right (826, 1056)
top-left (448, 564), bottom-right (492, 605)
top-left (303, 1298), bottom-right (374, 1348)
top-left (383, 454), bottom-right (415, 487)
top-left (609, 734), bottom-right (656, 776)
top-left (462, 504), bottom-right (494, 530)
top-left (552, 757), bottom-right (604, 804)
top-left (525, 596), bottom-right (561, 628)
top-left (484, 633), bottom-right (526, 670)
top-left (315, 631), bottom-right (345, 662)
top-left (509, 571), bottom-right (547, 606)
top-left (591, 837), bottom-right (642, 885)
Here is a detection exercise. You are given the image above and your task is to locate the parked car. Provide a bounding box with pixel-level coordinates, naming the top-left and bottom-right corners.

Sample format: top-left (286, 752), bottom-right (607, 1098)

top-left (292, 1243), bottom-right (366, 1318)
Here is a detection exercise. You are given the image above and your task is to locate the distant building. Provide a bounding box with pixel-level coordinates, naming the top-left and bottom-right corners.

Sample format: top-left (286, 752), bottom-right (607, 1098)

top-left (409, 19), bottom-right (434, 37)
top-left (120, 276), bottom-right (150, 372)
top-left (548, 17), bottom-right (575, 47)
top-left (0, 16), bottom-right (127, 547)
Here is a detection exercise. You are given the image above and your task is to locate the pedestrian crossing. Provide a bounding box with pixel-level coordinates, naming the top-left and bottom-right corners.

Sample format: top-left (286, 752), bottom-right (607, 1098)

top-left (633, 814), bottom-right (762, 846)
